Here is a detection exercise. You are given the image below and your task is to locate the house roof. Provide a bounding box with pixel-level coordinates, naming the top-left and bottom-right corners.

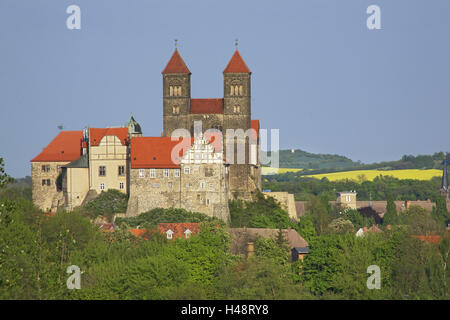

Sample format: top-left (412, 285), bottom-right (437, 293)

top-left (223, 50), bottom-right (251, 73)
top-left (31, 130), bottom-right (83, 162)
top-left (229, 228), bottom-right (309, 254)
top-left (162, 49), bottom-right (191, 74)
top-left (130, 137), bottom-right (193, 169)
top-left (89, 127), bottom-right (129, 146)
top-left (251, 119), bottom-right (259, 141)
top-left (190, 99), bottom-right (224, 114)
top-left (157, 223), bottom-right (201, 238)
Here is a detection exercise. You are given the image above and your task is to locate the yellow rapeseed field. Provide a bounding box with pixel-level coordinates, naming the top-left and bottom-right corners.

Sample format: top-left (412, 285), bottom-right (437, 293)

top-left (305, 169), bottom-right (442, 181)
top-left (261, 167), bottom-right (442, 181)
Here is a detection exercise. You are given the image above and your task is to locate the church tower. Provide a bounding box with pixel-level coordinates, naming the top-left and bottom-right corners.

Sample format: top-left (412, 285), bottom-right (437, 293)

top-left (162, 48), bottom-right (191, 137)
top-left (223, 49), bottom-right (253, 196)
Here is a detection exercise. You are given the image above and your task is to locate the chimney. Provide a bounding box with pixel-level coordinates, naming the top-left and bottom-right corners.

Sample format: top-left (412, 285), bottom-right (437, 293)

top-left (247, 241), bottom-right (254, 258)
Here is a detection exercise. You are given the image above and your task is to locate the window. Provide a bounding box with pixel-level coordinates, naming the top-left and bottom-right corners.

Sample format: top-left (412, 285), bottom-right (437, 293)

top-left (139, 169), bottom-right (145, 178)
top-left (200, 181), bottom-right (205, 188)
top-left (119, 182), bottom-right (124, 190)
top-left (99, 166), bottom-right (106, 176)
top-left (166, 229), bottom-right (174, 240)
top-left (345, 195), bottom-right (351, 202)
top-left (175, 169), bottom-right (180, 177)
top-left (185, 183), bottom-right (190, 188)
top-left (206, 199), bottom-right (210, 206)
top-left (164, 169), bottom-right (169, 178)
top-left (41, 165), bottom-right (50, 172)
top-left (184, 167), bottom-right (190, 174)
top-left (118, 166), bottom-right (125, 176)
top-left (172, 106), bottom-right (180, 114)
top-left (209, 183), bottom-right (213, 189)
top-left (41, 179), bottom-right (51, 186)
top-left (239, 85), bottom-right (243, 95)
top-left (100, 183), bottom-right (105, 190)
top-left (169, 86), bottom-right (181, 96)
top-left (233, 105), bottom-right (240, 113)
top-left (150, 168), bottom-right (156, 178)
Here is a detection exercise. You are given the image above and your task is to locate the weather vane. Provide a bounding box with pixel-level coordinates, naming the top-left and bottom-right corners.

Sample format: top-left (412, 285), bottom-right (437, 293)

top-left (235, 39), bottom-right (238, 49)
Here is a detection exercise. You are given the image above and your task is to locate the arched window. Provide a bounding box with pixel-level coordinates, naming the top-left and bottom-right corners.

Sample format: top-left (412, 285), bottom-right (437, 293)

top-left (230, 85), bottom-right (234, 95)
top-left (239, 85), bottom-right (243, 95)
top-left (233, 105), bottom-right (240, 113)
top-left (235, 85), bottom-right (239, 95)
top-left (169, 86), bottom-right (173, 96)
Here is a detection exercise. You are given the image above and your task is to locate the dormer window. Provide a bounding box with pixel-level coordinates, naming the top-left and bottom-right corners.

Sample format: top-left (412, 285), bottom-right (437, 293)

top-left (184, 229), bottom-right (192, 239)
top-left (166, 229), bottom-right (174, 240)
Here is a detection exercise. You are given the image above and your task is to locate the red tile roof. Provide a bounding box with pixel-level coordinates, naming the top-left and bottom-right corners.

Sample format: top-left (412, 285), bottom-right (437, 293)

top-left (157, 223), bottom-right (201, 239)
top-left (412, 235), bottom-right (442, 244)
top-left (89, 127), bottom-right (129, 146)
top-left (130, 137), bottom-right (193, 169)
top-left (162, 49), bottom-right (191, 74)
top-left (31, 131), bottom-right (83, 162)
top-left (190, 99), bottom-right (224, 114)
top-left (251, 119), bottom-right (259, 141)
top-left (223, 50), bottom-right (251, 73)
top-left (129, 229), bottom-right (157, 240)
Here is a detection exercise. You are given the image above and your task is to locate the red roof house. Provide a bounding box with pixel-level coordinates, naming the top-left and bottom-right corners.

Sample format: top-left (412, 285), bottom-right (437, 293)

top-left (31, 131), bottom-right (83, 162)
top-left (157, 223), bottom-right (201, 240)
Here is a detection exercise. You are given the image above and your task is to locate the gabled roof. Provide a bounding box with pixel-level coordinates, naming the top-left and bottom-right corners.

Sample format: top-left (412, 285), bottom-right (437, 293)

top-left (223, 50), bottom-right (251, 74)
top-left (130, 137), bottom-right (193, 169)
top-left (157, 223), bottom-right (201, 239)
top-left (190, 99), bottom-right (224, 114)
top-left (89, 127), bottom-right (129, 146)
top-left (31, 131), bottom-right (83, 162)
top-left (162, 49), bottom-right (191, 74)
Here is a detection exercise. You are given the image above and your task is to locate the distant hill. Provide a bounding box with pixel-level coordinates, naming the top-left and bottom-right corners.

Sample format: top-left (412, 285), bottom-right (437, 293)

top-left (262, 149), bottom-right (360, 169)
top-left (262, 150), bottom-right (448, 172)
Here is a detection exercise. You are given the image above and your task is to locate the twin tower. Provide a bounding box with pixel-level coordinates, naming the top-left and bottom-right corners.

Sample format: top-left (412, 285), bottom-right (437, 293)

top-left (161, 48), bottom-right (261, 198)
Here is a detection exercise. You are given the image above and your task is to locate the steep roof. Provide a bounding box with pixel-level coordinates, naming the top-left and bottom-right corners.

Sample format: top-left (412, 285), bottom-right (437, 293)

top-left (89, 127), bottom-right (129, 146)
top-left (64, 154), bottom-right (88, 168)
top-left (157, 223), bottom-right (201, 239)
top-left (130, 137), bottom-right (193, 169)
top-left (251, 119), bottom-right (259, 140)
top-left (31, 131), bottom-right (83, 162)
top-left (162, 49), bottom-right (191, 74)
top-left (190, 99), bottom-right (224, 114)
top-left (223, 50), bottom-right (251, 74)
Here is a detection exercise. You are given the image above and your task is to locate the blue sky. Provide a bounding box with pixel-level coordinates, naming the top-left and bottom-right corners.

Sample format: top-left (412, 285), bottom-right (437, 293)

top-left (1, 0), bottom-right (449, 177)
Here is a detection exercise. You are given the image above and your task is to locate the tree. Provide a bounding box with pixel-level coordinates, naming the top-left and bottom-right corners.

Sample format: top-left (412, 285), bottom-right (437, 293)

top-left (305, 196), bottom-right (331, 235)
top-left (326, 218), bottom-right (354, 235)
top-left (431, 195), bottom-right (449, 225)
top-left (383, 195), bottom-right (398, 226)
top-left (0, 158), bottom-right (13, 189)
top-left (297, 216), bottom-right (316, 242)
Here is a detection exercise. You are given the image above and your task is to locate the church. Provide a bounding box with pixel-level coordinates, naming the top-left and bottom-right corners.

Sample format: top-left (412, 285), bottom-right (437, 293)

top-left (30, 48), bottom-right (262, 222)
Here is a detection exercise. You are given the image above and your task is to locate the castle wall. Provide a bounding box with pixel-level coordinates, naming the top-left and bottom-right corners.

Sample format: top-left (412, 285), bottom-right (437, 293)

top-left (32, 161), bottom-right (68, 212)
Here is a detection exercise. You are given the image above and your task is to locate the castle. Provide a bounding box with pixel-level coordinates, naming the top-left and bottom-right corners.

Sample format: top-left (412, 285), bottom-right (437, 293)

top-left (31, 48), bottom-right (262, 223)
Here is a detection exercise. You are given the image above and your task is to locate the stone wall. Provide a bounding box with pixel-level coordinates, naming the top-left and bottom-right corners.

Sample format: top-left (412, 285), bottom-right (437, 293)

top-left (32, 161), bottom-right (69, 212)
top-left (263, 191), bottom-right (298, 221)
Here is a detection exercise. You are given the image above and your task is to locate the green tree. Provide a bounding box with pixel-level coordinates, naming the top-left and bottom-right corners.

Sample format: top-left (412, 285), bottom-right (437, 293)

top-left (0, 158), bottom-right (13, 189)
top-left (383, 195), bottom-right (398, 226)
top-left (326, 218), bottom-right (354, 235)
top-left (431, 195), bottom-right (449, 225)
top-left (305, 196), bottom-right (331, 235)
top-left (297, 216), bottom-right (316, 242)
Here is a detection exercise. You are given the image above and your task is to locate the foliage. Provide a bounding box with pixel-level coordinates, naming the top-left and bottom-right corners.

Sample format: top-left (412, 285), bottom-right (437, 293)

top-left (326, 218), bottom-right (354, 235)
top-left (264, 174), bottom-right (443, 202)
top-left (229, 192), bottom-right (298, 231)
top-left (78, 189), bottom-right (128, 221)
top-left (0, 158), bottom-right (13, 189)
top-left (297, 216), bottom-right (316, 242)
top-left (115, 207), bottom-right (222, 229)
top-left (383, 195), bottom-right (399, 226)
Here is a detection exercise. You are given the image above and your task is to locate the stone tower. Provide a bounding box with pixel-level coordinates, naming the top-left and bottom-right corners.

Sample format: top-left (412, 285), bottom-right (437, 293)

top-left (162, 49), bottom-right (191, 137)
